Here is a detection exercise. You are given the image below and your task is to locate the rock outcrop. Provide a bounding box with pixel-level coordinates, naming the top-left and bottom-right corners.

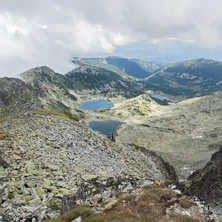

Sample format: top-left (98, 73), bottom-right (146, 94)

top-left (0, 77), bottom-right (42, 118)
top-left (188, 146), bottom-right (222, 218)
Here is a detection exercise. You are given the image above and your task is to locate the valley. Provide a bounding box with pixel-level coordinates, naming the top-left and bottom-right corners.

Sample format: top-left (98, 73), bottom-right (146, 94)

top-left (78, 92), bottom-right (222, 182)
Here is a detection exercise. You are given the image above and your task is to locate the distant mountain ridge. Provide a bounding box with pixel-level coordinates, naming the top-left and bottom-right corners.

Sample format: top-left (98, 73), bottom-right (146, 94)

top-left (105, 56), bottom-right (153, 78)
top-left (71, 56), bottom-right (162, 79)
top-left (72, 57), bottom-right (222, 99)
top-left (131, 58), bottom-right (162, 73)
top-left (144, 58), bottom-right (222, 97)
top-left (21, 65), bottom-right (143, 95)
top-left (65, 65), bottom-right (143, 96)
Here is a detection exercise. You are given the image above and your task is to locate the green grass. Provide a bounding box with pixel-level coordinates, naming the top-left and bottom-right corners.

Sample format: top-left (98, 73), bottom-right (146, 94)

top-left (45, 185), bottom-right (201, 222)
top-left (44, 204), bottom-right (92, 222)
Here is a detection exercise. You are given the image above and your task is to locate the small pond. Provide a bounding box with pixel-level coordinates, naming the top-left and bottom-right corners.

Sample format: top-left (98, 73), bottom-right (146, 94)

top-left (78, 98), bottom-right (114, 110)
top-left (89, 120), bottom-right (125, 136)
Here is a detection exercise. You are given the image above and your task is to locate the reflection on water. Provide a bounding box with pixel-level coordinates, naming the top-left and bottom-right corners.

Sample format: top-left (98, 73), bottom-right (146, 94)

top-left (150, 94), bottom-right (171, 101)
top-left (89, 120), bottom-right (125, 136)
top-left (78, 98), bottom-right (114, 110)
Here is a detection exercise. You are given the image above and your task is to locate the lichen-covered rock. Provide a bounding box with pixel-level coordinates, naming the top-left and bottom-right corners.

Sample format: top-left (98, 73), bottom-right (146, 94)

top-left (104, 199), bottom-right (118, 210)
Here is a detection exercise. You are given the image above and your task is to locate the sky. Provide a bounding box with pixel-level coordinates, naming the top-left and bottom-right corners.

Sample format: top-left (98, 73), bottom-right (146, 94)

top-left (1, 0), bottom-right (222, 77)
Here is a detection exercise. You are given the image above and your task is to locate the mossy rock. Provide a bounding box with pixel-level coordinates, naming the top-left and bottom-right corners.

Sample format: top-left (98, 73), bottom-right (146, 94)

top-left (104, 199), bottom-right (118, 210)
top-left (59, 188), bottom-right (70, 195)
top-left (51, 186), bottom-right (59, 194)
top-left (36, 187), bottom-right (47, 199)
top-left (0, 155), bottom-right (10, 168)
top-left (82, 174), bottom-right (98, 181)
top-left (47, 164), bottom-right (60, 171)
top-left (0, 130), bottom-right (8, 140)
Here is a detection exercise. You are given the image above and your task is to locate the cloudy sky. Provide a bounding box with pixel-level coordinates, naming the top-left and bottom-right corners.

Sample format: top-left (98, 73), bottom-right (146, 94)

top-left (1, 0), bottom-right (222, 77)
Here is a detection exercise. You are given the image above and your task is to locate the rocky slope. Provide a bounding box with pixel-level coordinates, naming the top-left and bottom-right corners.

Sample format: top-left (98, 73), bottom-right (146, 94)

top-left (0, 110), bottom-right (178, 221)
top-left (0, 77), bottom-right (42, 119)
top-left (0, 67), bottom-right (80, 119)
top-left (116, 93), bottom-right (222, 181)
top-left (188, 146), bottom-right (222, 218)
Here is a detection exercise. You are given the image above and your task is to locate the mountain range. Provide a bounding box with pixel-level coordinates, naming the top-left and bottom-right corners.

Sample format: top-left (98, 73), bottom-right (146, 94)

top-left (71, 56), bottom-right (162, 79)
top-left (72, 57), bottom-right (222, 100)
top-left (144, 58), bottom-right (222, 98)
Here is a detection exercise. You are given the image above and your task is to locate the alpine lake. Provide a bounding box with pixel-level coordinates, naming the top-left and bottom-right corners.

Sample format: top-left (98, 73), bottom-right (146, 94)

top-left (79, 98), bottom-right (124, 135)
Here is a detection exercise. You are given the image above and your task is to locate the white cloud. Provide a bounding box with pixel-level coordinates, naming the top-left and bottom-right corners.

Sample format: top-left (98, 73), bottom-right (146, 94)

top-left (0, 0), bottom-right (222, 76)
top-left (41, 25), bottom-right (48, 30)
top-left (197, 25), bottom-right (221, 49)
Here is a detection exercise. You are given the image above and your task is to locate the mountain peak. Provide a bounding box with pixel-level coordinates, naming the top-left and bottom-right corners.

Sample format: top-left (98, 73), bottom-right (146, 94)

top-left (20, 66), bottom-right (57, 84)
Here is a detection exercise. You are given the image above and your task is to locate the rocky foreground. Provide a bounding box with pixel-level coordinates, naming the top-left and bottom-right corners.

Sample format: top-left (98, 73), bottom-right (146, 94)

top-left (0, 110), bottom-right (219, 221)
top-left (0, 110), bottom-right (180, 221)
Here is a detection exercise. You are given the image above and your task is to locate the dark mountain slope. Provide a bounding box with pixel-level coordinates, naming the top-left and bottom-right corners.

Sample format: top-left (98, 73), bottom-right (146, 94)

top-left (105, 56), bottom-right (152, 78)
top-left (71, 57), bottom-right (162, 79)
top-left (65, 65), bottom-right (143, 97)
top-left (188, 146), bottom-right (222, 217)
top-left (22, 65), bottom-right (144, 97)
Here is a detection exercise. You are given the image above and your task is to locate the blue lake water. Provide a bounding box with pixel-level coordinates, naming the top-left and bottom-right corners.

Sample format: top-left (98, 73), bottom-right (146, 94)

top-left (89, 120), bottom-right (124, 136)
top-left (78, 98), bottom-right (114, 110)
top-left (150, 94), bottom-right (171, 101)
